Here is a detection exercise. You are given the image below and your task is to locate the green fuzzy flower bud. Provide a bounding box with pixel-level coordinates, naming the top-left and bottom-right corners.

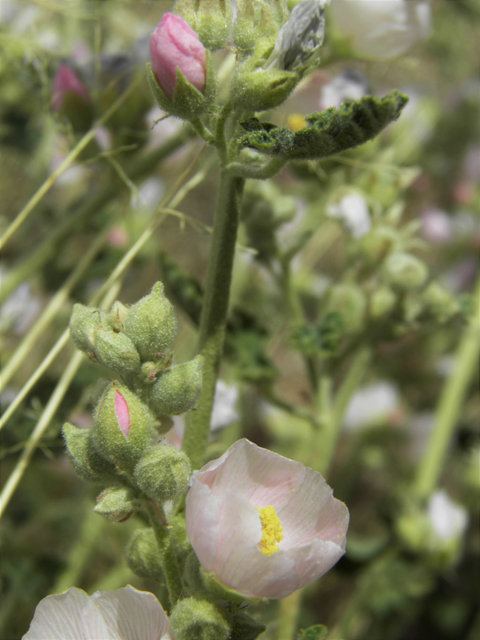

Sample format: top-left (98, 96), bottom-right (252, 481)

top-left (123, 282), bottom-right (178, 362)
top-left (134, 444), bottom-right (191, 501)
top-left (151, 355), bottom-right (204, 415)
top-left (232, 65), bottom-right (299, 113)
top-left (402, 293), bottom-right (424, 323)
top-left (326, 283), bottom-right (367, 334)
top-left (69, 304), bottom-right (112, 354)
top-left (125, 528), bottom-right (164, 579)
top-left (370, 285), bottom-right (397, 319)
top-left (360, 225), bottom-right (399, 265)
top-left (92, 382), bottom-right (156, 471)
top-left (422, 282), bottom-right (459, 323)
top-left (63, 422), bottom-right (118, 483)
top-left (383, 253), bottom-right (429, 291)
top-left (94, 486), bottom-right (142, 523)
top-left (196, 0), bottom-right (233, 50)
top-left (170, 597), bottom-right (230, 640)
top-left (93, 329), bottom-right (141, 375)
top-left (232, 0), bottom-right (256, 51)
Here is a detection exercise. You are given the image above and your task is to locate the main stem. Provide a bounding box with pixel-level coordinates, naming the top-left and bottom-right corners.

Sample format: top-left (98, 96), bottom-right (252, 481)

top-left (183, 170), bottom-right (245, 470)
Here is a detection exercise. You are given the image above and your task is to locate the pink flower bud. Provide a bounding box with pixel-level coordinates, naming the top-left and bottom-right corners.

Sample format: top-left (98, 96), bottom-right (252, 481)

top-left (114, 390), bottom-right (130, 437)
top-left (150, 13), bottom-right (206, 100)
top-left (52, 63), bottom-right (90, 111)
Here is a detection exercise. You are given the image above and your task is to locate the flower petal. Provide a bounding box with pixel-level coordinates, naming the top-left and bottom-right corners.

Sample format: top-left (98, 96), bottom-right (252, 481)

top-left (92, 585), bottom-right (173, 640)
top-left (23, 588), bottom-right (112, 640)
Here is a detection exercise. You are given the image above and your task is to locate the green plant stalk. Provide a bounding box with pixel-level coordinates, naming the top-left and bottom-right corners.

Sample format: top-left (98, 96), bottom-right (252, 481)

top-left (0, 126), bottom-right (194, 305)
top-left (182, 170), bottom-right (245, 470)
top-left (415, 277), bottom-right (480, 499)
top-left (144, 501), bottom-right (182, 609)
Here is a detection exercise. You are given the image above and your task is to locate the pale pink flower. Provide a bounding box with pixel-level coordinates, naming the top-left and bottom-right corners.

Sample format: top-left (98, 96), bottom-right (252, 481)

top-left (52, 63), bottom-right (90, 111)
top-left (22, 585), bottom-right (173, 640)
top-left (185, 439), bottom-right (349, 599)
top-left (150, 13), bottom-right (206, 100)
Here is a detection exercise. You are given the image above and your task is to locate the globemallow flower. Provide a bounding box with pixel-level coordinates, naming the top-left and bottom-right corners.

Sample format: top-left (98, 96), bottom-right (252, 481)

top-left (330, 0), bottom-right (431, 59)
top-left (150, 12), bottom-right (206, 100)
top-left (185, 439), bottom-right (349, 599)
top-left (22, 585), bottom-right (173, 640)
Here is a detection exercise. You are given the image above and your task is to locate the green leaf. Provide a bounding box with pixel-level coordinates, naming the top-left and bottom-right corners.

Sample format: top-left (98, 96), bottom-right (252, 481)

top-left (240, 91), bottom-right (409, 161)
top-left (297, 624), bottom-right (329, 640)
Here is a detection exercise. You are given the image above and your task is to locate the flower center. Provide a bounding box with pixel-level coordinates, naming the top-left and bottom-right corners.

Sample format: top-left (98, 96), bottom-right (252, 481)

top-left (257, 506), bottom-right (284, 556)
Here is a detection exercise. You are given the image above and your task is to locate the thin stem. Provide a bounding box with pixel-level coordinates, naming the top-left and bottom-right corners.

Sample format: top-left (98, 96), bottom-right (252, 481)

top-left (0, 76), bottom-right (143, 251)
top-left (0, 231), bottom-right (107, 390)
top-left (0, 126), bottom-right (194, 305)
top-left (182, 170), bottom-right (245, 470)
top-left (0, 283), bottom-right (122, 517)
top-left (144, 501), bottom-right (182, 609)
top-left (415, 277), bottom-right (480, 499)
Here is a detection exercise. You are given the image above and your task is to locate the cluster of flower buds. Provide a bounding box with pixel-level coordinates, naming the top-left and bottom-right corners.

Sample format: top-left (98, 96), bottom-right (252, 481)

top-left (64, 282), bottom-right (202, 513)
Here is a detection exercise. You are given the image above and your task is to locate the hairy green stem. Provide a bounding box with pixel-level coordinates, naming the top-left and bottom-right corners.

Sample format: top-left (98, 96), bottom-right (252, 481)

top-left (145, 501), bottom-right (182, 609)
top-left (415, 277), bottom-right (480, 499)
top-left (182, 170), bottom-right (245, 470)
top-left (0, 127), bottom-right (194, 305)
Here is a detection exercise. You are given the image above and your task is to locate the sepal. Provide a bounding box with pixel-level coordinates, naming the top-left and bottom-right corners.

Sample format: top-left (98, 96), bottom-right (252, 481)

top-left (170, 597), bottom-right (230, 640)
top-left (69, 304), bottom-right (112, 354)
top-left (147, 52), bottom-right (217, 121)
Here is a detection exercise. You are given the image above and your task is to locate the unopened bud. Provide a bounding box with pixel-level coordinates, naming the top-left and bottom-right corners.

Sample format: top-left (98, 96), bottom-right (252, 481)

top-left (383, 253), bottom-right (428, 290)
top-left (93, 329), bottom-right (141, 375)
top-left (94, 486), bottom-right (142, 522)
top-left (148, 13), bottom-right (217, 120)
top-left (170, 597), bottom-right (230, 640)
top-left (123, 282), bottom-right (178, 362)
top-left (326, 283), bottom-right (367, 334)
top-left (92, 382), bottom-right (156, 471)
top-left (273, 0), bottom-right (327, 72)
top-left (360, 225), bottom-right (399, 264)
top-left (69, 304), bottom-right (112, 354)
top-left (151, 355), bottom-right (204, 415)
top-left (52, 63), bottom-right (94, 132)
top-left (125, 528), bottom-right (164, 579)
top-left (370, 285), bottom-right (397, 318)
top-left (109, 300), bottom-right (129, 330)
top-left (134, 444), bottom-right (191, 501)
top-left (422, 282), bottom-right (459, 323)
top-left (196, 0), bottom-right (233, 50)
top-left (63, 422), bottom-right (118, 483)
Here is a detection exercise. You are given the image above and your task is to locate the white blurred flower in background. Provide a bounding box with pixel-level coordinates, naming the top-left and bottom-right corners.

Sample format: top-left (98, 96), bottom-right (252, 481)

top-left (343, 381), bottom-right (401, 430)
top-left (319, 68), bottom-right (369, 110)
top-left (427, 490), bottom-right (468, 544)
top-left (327, 192), bottom-right (371, 238)
top-left (330, 0), bottom-right (431, 59)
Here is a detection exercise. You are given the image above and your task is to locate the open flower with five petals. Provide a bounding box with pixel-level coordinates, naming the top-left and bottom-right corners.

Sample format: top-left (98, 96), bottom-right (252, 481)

top-left (23, 585), bottom-right (173, 640)
top-left (186, 439), bottom-right (349, 600)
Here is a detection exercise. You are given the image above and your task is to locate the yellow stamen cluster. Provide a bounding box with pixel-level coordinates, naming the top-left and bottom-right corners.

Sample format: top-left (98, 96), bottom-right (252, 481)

top-left (257, 505), bottom-right (284, 556)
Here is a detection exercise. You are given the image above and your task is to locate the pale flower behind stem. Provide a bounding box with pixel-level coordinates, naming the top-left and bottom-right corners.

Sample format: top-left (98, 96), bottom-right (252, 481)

top-left (427, 490), bottom-right (468, 543)
top-left (22, 585), bottom-right (173, 640)
top-left (330, 0), bottom-right (431, 59)
top-left (186, 439), bottom-right (349, 600)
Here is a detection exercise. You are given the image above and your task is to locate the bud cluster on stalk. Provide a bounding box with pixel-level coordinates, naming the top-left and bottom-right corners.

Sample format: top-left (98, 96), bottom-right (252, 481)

top-left (64, 282), bottom-right (202, 516)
